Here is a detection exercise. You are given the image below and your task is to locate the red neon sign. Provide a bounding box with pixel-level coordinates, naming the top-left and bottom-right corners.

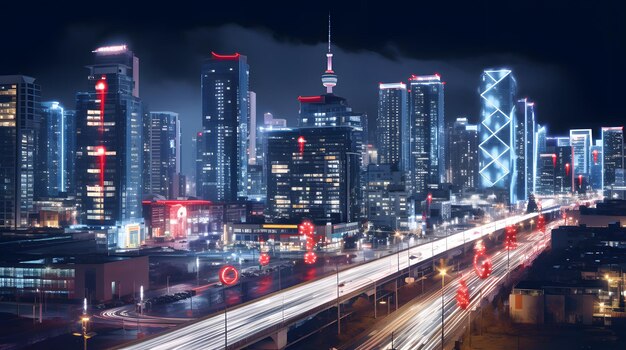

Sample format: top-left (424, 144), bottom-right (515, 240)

top-left (297, 95), bottom-right (324, 103)
top-left (565, 163), bottom-right (570, 176)
top-left (456, 278), bottom-right (470, 310)
top-left (211, 52), bottom-right (241, 60)
top-left (259, 253), bottom-right (270, 266)
top-left (473, 240), bottom-right (492, 279)
top-left (551, 154), bottom-right (557, 168)
top-left (219, 265), bottom-right (239, 286)
top-left (299, 220), bottom-right (316, 264)
top-left (578, 174), bottom-right (583, 187)
top-left (592, 149), bottom-right (598, 164)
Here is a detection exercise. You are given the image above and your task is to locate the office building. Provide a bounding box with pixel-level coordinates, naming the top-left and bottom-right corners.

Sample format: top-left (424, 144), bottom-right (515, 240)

top-left (39, 101), bottom-right (75, 197)
top-left (199, 52), bottom-right (249, 202)
top-left (376, 82), bottom-right (408, 170)
top-left (513, 98), bottom-right (536, 202)
top-left (75, 45), bottom-right (143, 226)
top-left (0, 75), bottom-right (41, 229)
top-left (143, 111), bottom-right (181, 198)
top-left (536, 153), bottom-right (556, 195)
top-left (263, 112), bottom-right (287, 128)
top-left (589, 140), bottom-right (603, 190)
top-left (448, 118), bottom-right (479, 189)
top-left (248, 91), bottom-right (257, 165)
top-left (569, 129), bottom-right (592, 179)
top-left (365, 164), bottom-right (409, 230)
top-left (265, 126), bottom-right (361, 224)
top-left (601, 127), bottom-right (624, 190)
top-left (408, 74), bottom-right (445, 197)
top-left (478, 69), bottom-right (516, 198)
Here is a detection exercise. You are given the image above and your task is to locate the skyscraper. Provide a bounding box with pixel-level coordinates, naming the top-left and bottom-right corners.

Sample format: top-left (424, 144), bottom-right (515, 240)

top-left (376, 82), bottom-right (408, 170)
top-left (448, 118), bottom-right (479, 189)
top-left (589, 140), bottom-right (603, 190)
top-left (265, 127), bottom-right (361, 224)
top-left (512, 98), bottom-right (536, 202)
top-left (248, 91), bottom-right (257, 165)
top-left (64, 109), bottom-right (76, 194)
top-left (569, 129), bottom-right (592, 179)
top-left (0, 75), bottom-right (40, 229)
top-left (199, 52), bottom-right (249, 202)
top-left (602, 127), bottom-right (624, 190)
top-left (478, 69), bottom-right (516, 199)
top-left (408, 74), bottom-right (445, 197)
top-left (75, 45), bottom-right (143, 226)
top-left (39, 101), bottom-right (75, 197)
top-left (143, 111), bottom-right (181, 198)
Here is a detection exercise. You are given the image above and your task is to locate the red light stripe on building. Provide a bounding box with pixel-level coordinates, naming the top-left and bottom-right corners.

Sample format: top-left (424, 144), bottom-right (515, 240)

top-left (297, 95), bottom-right (324, 103)
top-left (211, 52), bottom-right (241, 60)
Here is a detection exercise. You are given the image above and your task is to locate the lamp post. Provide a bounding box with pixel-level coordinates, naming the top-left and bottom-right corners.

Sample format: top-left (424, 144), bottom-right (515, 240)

top-left (438, 267), bottom-right (447, 350)
top-left (196, 257), bottom-right (200, 286)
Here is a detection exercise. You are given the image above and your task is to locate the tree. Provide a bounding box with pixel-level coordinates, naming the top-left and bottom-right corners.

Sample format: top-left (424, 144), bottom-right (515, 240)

top-left (526, 193), bottom-right (538, 213)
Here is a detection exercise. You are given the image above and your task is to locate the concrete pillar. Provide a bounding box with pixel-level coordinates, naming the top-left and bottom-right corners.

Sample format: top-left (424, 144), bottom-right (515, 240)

top-left (270, 328), bottom-right (288, 349)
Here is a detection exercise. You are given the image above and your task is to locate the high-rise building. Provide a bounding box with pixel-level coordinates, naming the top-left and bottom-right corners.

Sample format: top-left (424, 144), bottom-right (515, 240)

top-left (263, 112), bottom-right (287, 128)
top-left (39, 101), bottom-right (74, 197)
top-left (569, 129), bottom-right (592, 179)
top-left (536, 153), bottom-right (556, 195)
top-left (143, 111), bottom-right (181, 198)
top-left (64, 109), bottom-right (76, 194)
top-left (75, 45), bottom-right (143, 226)
top-left (199, 52), bottom-right (249, 202)
top-left (589, 140), bottom-right (603, 190)
top-left (265, 126), bottom-right (361, 224)
top-left (448, 118), bottom-right (479, 189)
top-left (365, 164), bottom-right (409, 230)
top-left (478, 69), bottom-right (517, 199)
top-left (195, 131), bottom-right (207, 199)
top-left (0, 75), bottom-right (40, 229)
top-left (512, 98), bottom-right (536, 202)
top-left (602, 127), bottom-right (624, 191)
top-left (248, 91), bottom-right (257, 165)
top-left (376, 82), bottom-right (408, 170)
top-left (408, 74), bottom-right (445, 198)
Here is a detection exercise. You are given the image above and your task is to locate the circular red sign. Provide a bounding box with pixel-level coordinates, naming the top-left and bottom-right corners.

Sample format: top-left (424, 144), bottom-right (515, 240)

top-left (219, 265), bottom-right (239, 286)
top-left (259, 253), bottom-right (270, 266)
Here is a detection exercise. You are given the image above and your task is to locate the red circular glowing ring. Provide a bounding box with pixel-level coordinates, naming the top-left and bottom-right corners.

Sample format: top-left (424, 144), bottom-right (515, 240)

top-left (219, 265), bottom-right (239, 286)
top-left (259, 253), bottom-right (270, 266)
top-left (473, 253), bottom-right (492, 279)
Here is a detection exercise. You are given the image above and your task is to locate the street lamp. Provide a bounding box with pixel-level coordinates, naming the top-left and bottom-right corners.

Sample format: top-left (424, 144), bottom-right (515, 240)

top-left (196, 257), bottom-right (200, 286)
top-left (438, 267), bottom-right (447, 350)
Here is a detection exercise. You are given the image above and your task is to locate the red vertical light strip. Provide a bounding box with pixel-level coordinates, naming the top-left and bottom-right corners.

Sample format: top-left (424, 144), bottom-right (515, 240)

top-left (298, 136), bottom-right (306, 154)
top-left (592, 150), bottom-right (598, 164)
top-left (578, 174), bottom-right (583, 187)
top-left (551, 154), bottom-right (557, 168)
top-left (95, 79), bottom-right (107, 135)
top-left (97, 146), bottom-right (106, 188)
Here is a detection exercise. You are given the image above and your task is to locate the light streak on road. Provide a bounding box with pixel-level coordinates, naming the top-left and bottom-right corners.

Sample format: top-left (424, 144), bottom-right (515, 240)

top-left (120, 209), bottom-right (558, 350)
top-left (352, 224), bottom-right (555, 350)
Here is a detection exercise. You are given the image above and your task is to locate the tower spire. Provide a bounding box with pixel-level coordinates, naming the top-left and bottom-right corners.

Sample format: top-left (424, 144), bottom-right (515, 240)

top-left (322, 13), bottom-right (338, 93)
top-left (328, 13), bottom-right (331, 53)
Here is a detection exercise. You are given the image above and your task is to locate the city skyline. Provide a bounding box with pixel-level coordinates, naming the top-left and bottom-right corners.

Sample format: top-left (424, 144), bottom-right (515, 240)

top-left (2, 2), bottom-right (624, 176)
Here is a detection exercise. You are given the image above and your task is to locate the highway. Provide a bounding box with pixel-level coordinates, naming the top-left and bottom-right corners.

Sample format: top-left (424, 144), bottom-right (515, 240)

top-left (348, 223), bottom-right (554, 350)
top-left (119, 208), bottom-right (558, 350)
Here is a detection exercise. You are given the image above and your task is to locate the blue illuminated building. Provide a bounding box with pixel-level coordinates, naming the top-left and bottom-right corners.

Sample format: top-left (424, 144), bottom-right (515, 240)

top-left (478, 69), bottom-right (517, 200)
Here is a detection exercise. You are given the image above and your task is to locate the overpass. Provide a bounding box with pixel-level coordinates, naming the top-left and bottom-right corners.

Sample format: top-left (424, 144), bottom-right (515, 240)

top-left (118, 206), bottom-right (561, 350)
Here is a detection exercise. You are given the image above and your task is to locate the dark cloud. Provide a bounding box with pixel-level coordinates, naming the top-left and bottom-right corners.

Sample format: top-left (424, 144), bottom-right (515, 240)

top-left (1, 0), bottom-right (624, 175)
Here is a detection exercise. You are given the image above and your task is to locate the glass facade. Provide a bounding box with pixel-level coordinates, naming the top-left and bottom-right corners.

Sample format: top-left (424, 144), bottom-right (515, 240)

top-left (143, 111), bottom-right (181, 198)
top-left (602, 127), bottom-right (624, 191)
top-left (449, 118), bottom-right (479, 189)
top-left (478, 69), bottom-right (516, 195)
top-left (266, 126), bottom-right (361, 224)
top-left (39, 101), bottom-right (74, 197)
top-left (569, 129), bottom-right (592, 178)
top-left (75, 47), bottom-right (143, 225)
top-left (376, 83), bottom-right (408, 171)
top-left (199, 53), bottom-right (249, 202)
top-left (0, 76), bottom-right (40, 229)
top-left (512, 98), bottom-right (536, 202)
top-left (408, 74), bottom-right (445, 198)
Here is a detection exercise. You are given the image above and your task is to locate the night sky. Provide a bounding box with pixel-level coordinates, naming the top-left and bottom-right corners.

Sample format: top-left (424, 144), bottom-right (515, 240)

top-left (2, 1), bottom-right (624, 176)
